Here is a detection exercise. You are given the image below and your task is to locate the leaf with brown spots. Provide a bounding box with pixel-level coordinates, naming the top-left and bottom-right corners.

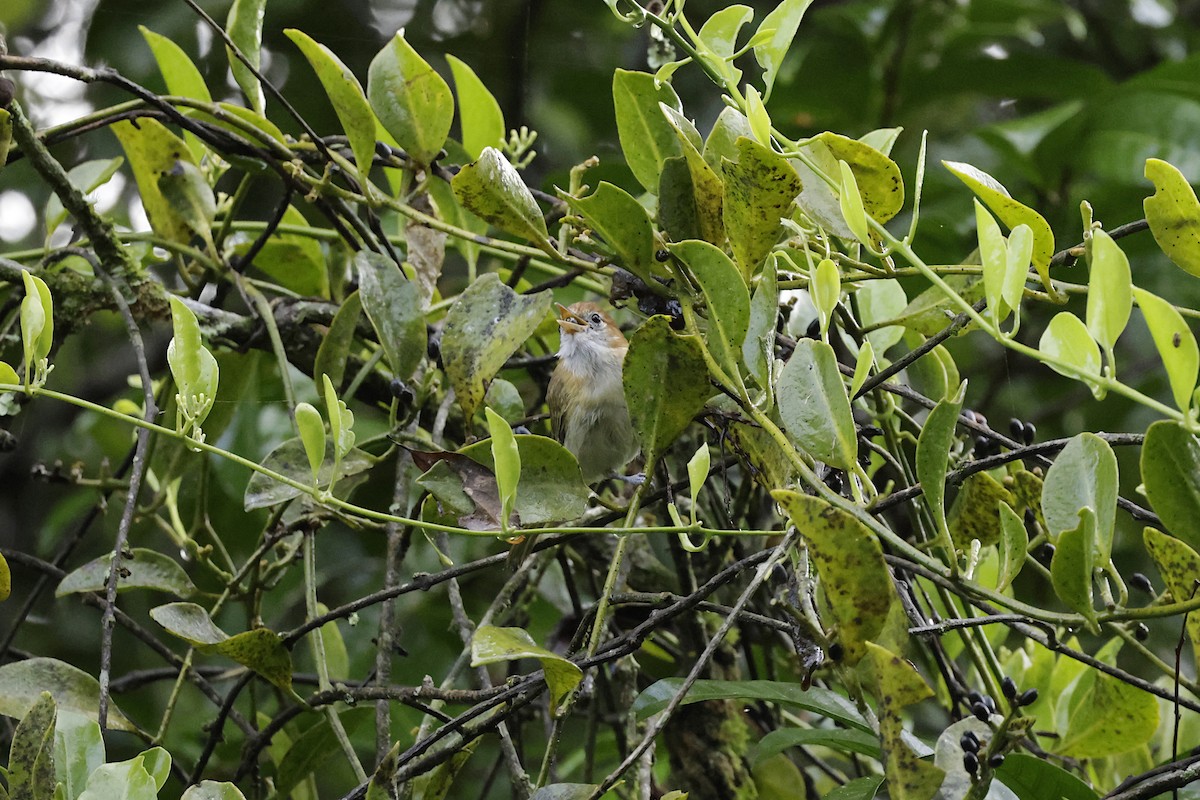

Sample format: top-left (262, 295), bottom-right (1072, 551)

top-left (773, 491), bottom-right (900, 665)
top-left (1143, 526), bottom-right (1200, 670)
top-left (865, 642), bottom-right (944, 800)
top-left (721, 137), bottom-right (802, 279)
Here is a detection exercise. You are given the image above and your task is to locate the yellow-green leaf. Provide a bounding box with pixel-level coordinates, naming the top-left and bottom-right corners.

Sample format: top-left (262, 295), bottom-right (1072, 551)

top-left (1144, 157), bottom-right (1200, 278)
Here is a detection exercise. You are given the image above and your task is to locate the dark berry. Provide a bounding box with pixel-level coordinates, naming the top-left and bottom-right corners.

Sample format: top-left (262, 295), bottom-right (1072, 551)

top-left (967, 690), bottom-right (984, 705)
top-left (971, 702), bottom-right (990, 722)
top-left (963, 751), bottom-right (979, 775)
top-left (1022, 422), bottom-right (1036, 445)
top-left (655, 249), bottom-right (670, 262)
top-left (805, 318), bottom-right (821, 339)
top-left (1017, 688), bottom-right (1039, 706)
top-left (828, 642), bottom-right (843, 662)
top-left (960, 732), bottom-right (979, 753)
top-left (982, 695), bottom-right (996, 713)
top-left (1130, 573), bottom-right (1154, 594)
top-left (0, 78), bottom-right (14, 109)
top-left (1001, 677), bottom-right (1017, 699)
top-left (989, 753), bottom-right (1005, 768)
top-left (1134, 623), bottom-right (1149, 641)
top-left (1039, 543), bottom-right (1056, 563)
top-left (1008, 418), bottom-right (1025, 440)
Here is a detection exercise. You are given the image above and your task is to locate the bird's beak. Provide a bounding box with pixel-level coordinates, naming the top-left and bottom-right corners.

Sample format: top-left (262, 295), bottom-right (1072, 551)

top-left (555, 303), bottom-right (586, 334)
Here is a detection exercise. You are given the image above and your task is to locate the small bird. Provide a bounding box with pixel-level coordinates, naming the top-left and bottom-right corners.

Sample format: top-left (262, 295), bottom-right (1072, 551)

top-left (547, 302), bottom-right (639, 484)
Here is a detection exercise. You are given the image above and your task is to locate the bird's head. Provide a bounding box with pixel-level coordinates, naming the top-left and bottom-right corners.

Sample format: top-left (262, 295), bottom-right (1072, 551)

top-left (555, 302), bottom-right (627, 362)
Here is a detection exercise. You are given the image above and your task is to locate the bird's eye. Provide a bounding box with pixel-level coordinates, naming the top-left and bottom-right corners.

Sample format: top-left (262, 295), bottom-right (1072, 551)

top-left (590, 313), bottom-right (602, 325)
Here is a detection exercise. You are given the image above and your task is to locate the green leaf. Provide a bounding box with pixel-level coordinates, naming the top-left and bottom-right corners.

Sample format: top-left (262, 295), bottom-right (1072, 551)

top-left (994, 753), bottom-right (1100, 800)
top-left (140, 748), bottom-right (170, 792)
top-left (944, 160), bottom-right (1056, 292)
top-left (721, 137), bottom-right (802, 278)
top-left (1039, 312), bottom-right (1101, 389)
top-left (235, 206), bottom-right (329, 298)
top-left (824, 778), bottom-right (885, 800)
top-left (112, 118), bottom-right (198, 246)
top-left (948, 471), bottom-right (1015, 549)
top-left (225, 0), bottom-right (267, 113)
top-left (77, 756), bottom-right (157, 800)
top-left (856, 277), bottom-right (906, 355)
top-left (1085, 228), bottom-right (1132, 356)
top-left (139, 25), bottom-right (211, 160)
top-left (440, 274), bottom-right (552, 420)
top-left (916, 382), bottom-right (965, 549)
top-left (810, 257), bottom-right (840, 335)
top-left (696, 5), bottom-right (752, 70)
top-left (670, 240), bottom-right (749, 386)
top-left (777, 339), bottom-right (857, 470)
top-left (0, 658), bottom-right (135, 732)
top-left (451, 147), bottom-right (552, 254)
top-left (294, 402), bottom-right (326, 485)
top-left (837, 160), bottom-right (870, 244)
top-left (368, 30), bottom-right (453, 165)
top-left (1050, 508), bottom-right (1097, 629)
top-left (632, 678), bottom-right (868, 731)
top-left (656, 156), bottom-right (701, 242)
top-left (313, 291), bottom-right (362, 391)
top-left (53, 712), bottom-right (103, 800)
top-left (167, 296), bottom-right (219, 436)
top-left (55, 548), bottom-right (197, 598)
top-left (43, 158), bottom-right (125, 240)
top-left (816, 132), bottom-right (904, 225)
top-left (181, 782), bottom-right (248, 800)
top-left (660, 104), bottom-right (725, 244)
top-left (1054, 650), bottom-right (1158, 758)
top-left (321, 373), bottom-right (355, 459)
top-left (8, 692), bottom-right (56, 800)
top-left (1003, 224), bottom-right (1033, 326)
top-left (471, 626), bottom-right (582, 715)
top-left (1143, 527), bottom-right (1200, 670)
top-left (749, 727), bottom-right (881, 766)
top-left (150, 603), bottom-right (293, 690)
top-left (976, 199), bottom-right (1009, 323)
top-left (156, 159), bottom-right (216, 245)
top-left (458, 435), bottom-right (590, 525)
top-left (790, 140), bottom-right (852, 238)
top-left (996, 502), bottom-right (1027, 592)
top-left (561, 182), bottom-right (660, 283)
top-left (704, 107), bottom-right (753, 171)
top-left (1144, 157), bottom-right (1200, 277)
top-left (849, 340), bottom-right (874, 399)
top-left (0, 551), bottom-right (9, 604)
top-left (772, 492), bottom-right (899, 664)
top-left (484, 408), bottom-right (520, 530)
top-left (354, 251), bottom-right (426, 382)
top-left (623, 316), bottom-right (713, 466)
top-left (274, 708), bottom-right (372, 799)
top-left (744, 85), bottom-right (771, 147)
top-left (285, 29), bottom-right (378, 184)
top-left (244, 437), bottom-right (371, 510)
top-left (612, 69), bottom-right (684, 193)
top-left (753, 0), bottom-right (815, 96)
top-left (1042, 432), bottom-right (1117, 561)
top-left (687, 443), bottom-right (711, 513)
top-left (744, 254), bottom-right (780, 390)
top-left (864, 642), bottom-right (945, 800)
top-left (1133, 288), bottom-right (1198, 413)
top-left (20, 272), bottom-right (52, 379)
top-left (446, 55), bottom-right (505, 160)
top-left (1141, 420), bottom-right (1200, 551)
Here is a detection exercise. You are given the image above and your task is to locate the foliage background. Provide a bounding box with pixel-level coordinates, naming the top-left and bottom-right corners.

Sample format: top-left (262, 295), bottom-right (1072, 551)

top-left (1, 0), bottom-right (1200, 797)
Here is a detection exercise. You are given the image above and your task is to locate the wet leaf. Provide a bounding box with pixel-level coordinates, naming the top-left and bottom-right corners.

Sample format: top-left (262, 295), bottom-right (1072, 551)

top-left (660, 104), bottom-right (725, 244)
top-left (994, 753), bottom-right (1100, 800)
top-left (721, 137), bottom-right (802, 278)
top-left (157, 159), bottom-right (215, 245)
top-left (150, 603), bottom-right (292, 690)
top-left (225, 0), bottom-right (266, 113)
top-left (286, 29), bottom-right (378, 183)
top-left (55, 548), bottom-right (197, 598)
top-left (997, 502), bottom-right (1027, 591)
top-left (561, 182), bottom-right (660, 282)
top-left (1143, 527), bottom-right (1200, 669)
top-left (243, 438), bottom-right (372, 510)
top-left (948, 471), bottom-right (1015, 549)
top-left (484, 408), bottom-right (520, 529)
top-left (8, 692), bottom-right (57, 800)
top-left (1039, 312), bottom-right (1101, 389)
top-left (1141, 420), bottom-right (1200, 552)
top-left (944, 160), bottom-right (1055, 291)
top-left (612, 69), bottom-right (684, 194)
top-left (440, 273), bottom-right (552, 420)
top-left (1085, 229), bottom-right (1132, 355)
top-left (446, 55), bottom-right (505, 160)
top-left (112, 119), bottom-right (198, 246)
top-left (458, 435), bottom-right (589, 526)
top-left (78, 755), bottom-right (158, 800)
top-left (777, 339), bottom-right (857, 470)
top-left (753, 0), bottom-right (816, 96)
top-left (815, 132), bottom-right (904, 224)
top-left (1050, 508), bottom-right (1097, 630)
top-left (1144, 157), bottom-right (1200, 278)
top-left (670, 239), bottom-right (748, 386)
top-left (181, 782), bottom-right (249, 800)
top-left (864, 642), bottom-right (945, 800)
top-left (916, 382), bottom-right (965, 548)
top-left (773, 492), bottom-right (899, 664)
top-left (314, 291), bottom-right (362, 391)
top-left (1133, 288), bottom-right (1198, 413)
top-left (623, 317), bottom-right (712, 466)
top-left (790, 140), bottom-right (853, 238)
top-left (54, 711), bottom-right (104, 800)
top-left (1042, 432), bottom-right (1117, 561)
top-left (451, 147), bottom-right (553, 254)
top-left (703, 107), bottom-right (753, 171)
top-left (0, 658), bottom-right (135, 732)
top-left (471, 625), bottom-right (582, 714)
top-left (355, 251), bottom-right (425, 382)
top-left (368, 30), bottom-right (452, 165)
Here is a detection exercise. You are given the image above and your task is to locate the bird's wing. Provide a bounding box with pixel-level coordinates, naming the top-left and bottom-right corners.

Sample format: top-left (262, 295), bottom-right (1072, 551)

top-left (546, 368), bottom-right (567, 442)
